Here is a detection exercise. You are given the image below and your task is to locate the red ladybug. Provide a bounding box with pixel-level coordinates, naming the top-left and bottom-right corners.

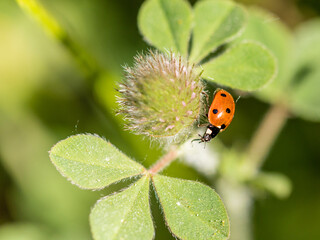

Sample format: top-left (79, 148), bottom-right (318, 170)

top-left (195, 89), bottom-right (235, 143)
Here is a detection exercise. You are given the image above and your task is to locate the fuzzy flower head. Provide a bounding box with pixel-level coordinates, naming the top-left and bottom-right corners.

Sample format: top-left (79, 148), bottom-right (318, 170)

top-left (117, 51), bottom-right (203, 143)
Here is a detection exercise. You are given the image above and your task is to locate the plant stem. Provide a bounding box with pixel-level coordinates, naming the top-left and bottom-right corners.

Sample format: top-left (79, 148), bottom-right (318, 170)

top-left (149, 147), bottom-right (179, 174)
top-left (16, 0), bottom-right (141, 156)
top-left (16, 0), bottom-right (101, 79)
top-left (246, 104), bottom-right (289, 172)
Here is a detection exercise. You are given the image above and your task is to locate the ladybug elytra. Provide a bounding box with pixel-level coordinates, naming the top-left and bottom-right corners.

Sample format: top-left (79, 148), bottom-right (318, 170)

top-left (195, 89), bottom-right (235, 143)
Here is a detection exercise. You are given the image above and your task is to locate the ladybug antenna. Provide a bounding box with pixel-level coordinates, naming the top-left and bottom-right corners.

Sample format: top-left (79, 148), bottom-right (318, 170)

top-left (191, 138), bottom-right (200, 143)
top-left (191, 138), bottom-right (201, 147)
top-left (236, 95), bottom-right (241, 103)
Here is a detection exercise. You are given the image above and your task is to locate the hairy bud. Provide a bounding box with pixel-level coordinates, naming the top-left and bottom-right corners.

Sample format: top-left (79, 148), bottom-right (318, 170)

top-left (117, 51), bottom-right (203, 144)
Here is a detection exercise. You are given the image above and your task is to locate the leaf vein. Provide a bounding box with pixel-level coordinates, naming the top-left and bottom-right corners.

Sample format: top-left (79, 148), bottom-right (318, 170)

top-left (196, 4), bottom-right (234, 61)
top-left (51, 153), bottom-right (143, 172)
top-left (111, 178), bottom-right (148, 240)
top-left (159, 0), bottom-right (179, 51)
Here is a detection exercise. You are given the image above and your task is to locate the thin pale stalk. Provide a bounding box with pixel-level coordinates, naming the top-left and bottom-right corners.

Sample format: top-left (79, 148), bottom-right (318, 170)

top-left (16, 0), bottom-right (100, 79)
top-left (16, 0), bottom-right (141, 155)
top-left (246, 104), bottom-right (289, 172)
top-left (149, 147), bottom-right (179, 174)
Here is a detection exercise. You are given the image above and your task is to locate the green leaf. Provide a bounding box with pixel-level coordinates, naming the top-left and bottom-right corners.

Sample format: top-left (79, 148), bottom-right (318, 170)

top-left (189, 0), bottom-right (246, 63)
top-left (289, 70), bottom-right (320, 121)
top-left (138, 0), bottom-right (192, 57)
top-left (90, 176), bottom-right (154, 240)
top-left (293, 19), bottom-right (320, 71)
top-left (251, 172), bottom-right (292, 199)
top-left (201, 41), bottom-right (277, 91)
top-left (49, 134), bottom-right (145, 190)
top-left (288, 19), bottom-right (320, 121)
top-left (238, 8), bottom-right (293, 102)
top-left (0, 223), bottom-right (47, 240)
top-left (152, 175), bottom-right (229, 240)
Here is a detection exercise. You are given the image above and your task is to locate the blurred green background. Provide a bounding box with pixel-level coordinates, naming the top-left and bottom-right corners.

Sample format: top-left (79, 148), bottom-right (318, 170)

top-left (0, 0), bottom-right (319, 239)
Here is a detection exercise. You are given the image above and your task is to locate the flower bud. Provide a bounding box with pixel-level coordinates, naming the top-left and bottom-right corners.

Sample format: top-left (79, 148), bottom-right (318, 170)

top-left (117, 51), bottom-right (203, 144)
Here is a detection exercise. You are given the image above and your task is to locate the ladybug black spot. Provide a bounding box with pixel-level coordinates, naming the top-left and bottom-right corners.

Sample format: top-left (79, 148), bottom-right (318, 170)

top-left (226, 108), bottom-right (231, 113)
top-left (213, 109), bottom-right (218, 114)
top-left (221, 93), bottom-right (227, 97)
top-left (221, 124), bottom-right (226, 129)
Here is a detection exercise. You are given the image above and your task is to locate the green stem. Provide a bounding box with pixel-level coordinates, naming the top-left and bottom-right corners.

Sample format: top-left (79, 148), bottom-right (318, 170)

top-left (218, 104), bottom-right (289, 240)
top-left (246, 104), bottom-right (289, 173)
top-left (16, 0), bottom-right (101, 79)
top-left (15, 0), bottom-right (142, 157)
top-left (149, 147), bottom-right (179, 174)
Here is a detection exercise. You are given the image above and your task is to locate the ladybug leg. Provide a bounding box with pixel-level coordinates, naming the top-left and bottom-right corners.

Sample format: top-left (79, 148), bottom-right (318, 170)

top-left (201, 91), bottom-right (209, 111)
top-left (200, 91), bottom-right (210, 124)
top-left (201, 91), bottom-right (209, 104)
top-left (197, 113), bottom-right (209, 127)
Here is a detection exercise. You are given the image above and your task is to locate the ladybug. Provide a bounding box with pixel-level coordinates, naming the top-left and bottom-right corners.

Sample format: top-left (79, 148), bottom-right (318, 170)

top-left (194, 89), bottom-right (235, 143)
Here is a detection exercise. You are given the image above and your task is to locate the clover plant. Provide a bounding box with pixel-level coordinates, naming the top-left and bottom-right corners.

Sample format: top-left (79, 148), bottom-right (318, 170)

top-left (48, 0), bottom-right (276, 239)
top-left (16, 0), bottom-right (320, 239)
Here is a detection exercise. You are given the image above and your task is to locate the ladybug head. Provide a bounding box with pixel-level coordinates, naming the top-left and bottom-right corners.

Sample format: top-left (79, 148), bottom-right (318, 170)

top-left (192, 124), bottom-right (220, 143)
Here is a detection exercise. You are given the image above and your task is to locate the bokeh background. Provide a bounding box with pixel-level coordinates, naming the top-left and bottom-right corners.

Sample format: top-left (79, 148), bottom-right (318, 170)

top-left (0, 0), bottom-right (320, 239)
